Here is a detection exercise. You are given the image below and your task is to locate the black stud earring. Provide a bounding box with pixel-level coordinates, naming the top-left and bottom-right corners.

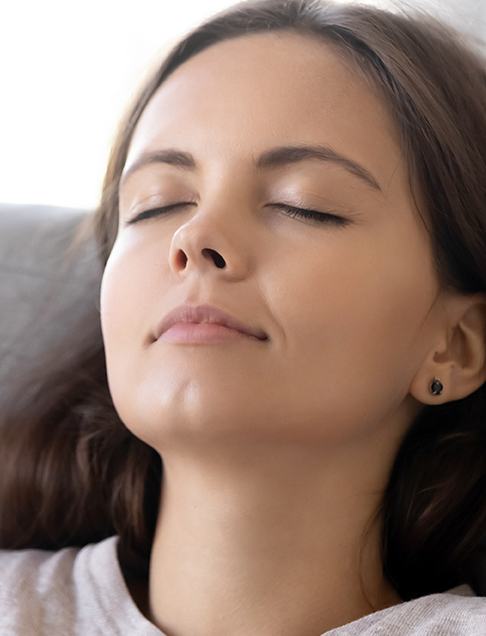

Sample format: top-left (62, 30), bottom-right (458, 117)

top-left (429, 377), bottom-right (444, 396)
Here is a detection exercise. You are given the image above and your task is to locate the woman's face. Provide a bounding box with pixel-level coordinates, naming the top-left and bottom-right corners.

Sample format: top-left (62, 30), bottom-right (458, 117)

top-left (100, 32), bottom-right (440, 455)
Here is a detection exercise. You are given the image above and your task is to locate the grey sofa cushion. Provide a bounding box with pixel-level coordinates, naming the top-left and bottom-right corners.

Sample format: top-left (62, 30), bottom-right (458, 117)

top-left (0, 202), bottom-right (103, 405)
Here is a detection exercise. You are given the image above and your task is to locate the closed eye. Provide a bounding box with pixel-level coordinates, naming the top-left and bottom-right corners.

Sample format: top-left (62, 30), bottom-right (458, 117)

top-left (268, 203), bottom-right (350, 227)
top-left (125, 202), bottom-right (191, 225)
top-left (125, 202), bottom-right (350, 228)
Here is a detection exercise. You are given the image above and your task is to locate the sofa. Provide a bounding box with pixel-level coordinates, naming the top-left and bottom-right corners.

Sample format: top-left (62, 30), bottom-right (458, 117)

top-left (0, 202), bottom-right (102, 405)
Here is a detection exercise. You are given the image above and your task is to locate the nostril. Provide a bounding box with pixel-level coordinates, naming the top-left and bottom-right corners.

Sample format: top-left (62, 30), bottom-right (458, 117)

top-left (203, 248), bottom-right (225, 268)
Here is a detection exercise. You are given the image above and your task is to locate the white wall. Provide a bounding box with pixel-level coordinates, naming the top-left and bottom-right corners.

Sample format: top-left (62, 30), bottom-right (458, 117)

top-left (407, 0), bottom-right (485, 38)
top-left (0, 0), bottom-right (483, 210)
top-left (0, 1), bottom-right (236, 210)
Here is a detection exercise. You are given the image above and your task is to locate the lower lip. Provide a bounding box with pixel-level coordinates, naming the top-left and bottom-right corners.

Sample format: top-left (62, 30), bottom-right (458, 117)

top-left (159, 323), bottom-right (262, 344)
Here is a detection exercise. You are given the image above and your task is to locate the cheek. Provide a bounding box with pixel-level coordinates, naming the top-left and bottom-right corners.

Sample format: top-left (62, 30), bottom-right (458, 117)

top-left (99, 242), bottom-right (157, 408)
top-left (263, 225), bottom-right (436, 435)
top-left (281, 217), bottom-right (436, 360)
top-left (100, 236), bottom-right (160, 344)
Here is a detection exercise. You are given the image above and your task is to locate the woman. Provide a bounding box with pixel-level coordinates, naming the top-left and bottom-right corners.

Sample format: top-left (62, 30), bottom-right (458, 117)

top-left (1, 0), bottom-right (485, 634)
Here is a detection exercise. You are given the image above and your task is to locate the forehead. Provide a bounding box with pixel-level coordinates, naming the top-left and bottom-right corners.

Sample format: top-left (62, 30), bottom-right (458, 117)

top-left (125, 31), bottom-right (402, 188)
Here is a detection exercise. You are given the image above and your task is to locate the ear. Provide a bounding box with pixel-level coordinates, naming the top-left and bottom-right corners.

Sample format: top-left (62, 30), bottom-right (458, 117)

top-left (409, 291), bottom-right (486, 405)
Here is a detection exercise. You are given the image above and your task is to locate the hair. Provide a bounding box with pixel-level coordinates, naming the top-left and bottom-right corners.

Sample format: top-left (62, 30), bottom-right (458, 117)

top-left (1, 0), bottom-right (486, 606)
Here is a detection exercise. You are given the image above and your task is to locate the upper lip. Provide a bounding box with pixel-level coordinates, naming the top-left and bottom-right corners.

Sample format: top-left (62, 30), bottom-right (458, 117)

top-left (154, 303), bottom-right (268, 341)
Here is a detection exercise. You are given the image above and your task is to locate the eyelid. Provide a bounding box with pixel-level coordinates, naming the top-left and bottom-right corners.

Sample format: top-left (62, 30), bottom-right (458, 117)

top-left (125, 202), bottom-right (190, 225)
top-left (129, 193), bottom-right (183, 213)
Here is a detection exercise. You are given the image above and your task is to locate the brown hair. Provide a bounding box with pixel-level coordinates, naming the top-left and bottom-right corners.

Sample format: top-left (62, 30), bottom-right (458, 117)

top-left (1, 0), bottom-right (485, 605)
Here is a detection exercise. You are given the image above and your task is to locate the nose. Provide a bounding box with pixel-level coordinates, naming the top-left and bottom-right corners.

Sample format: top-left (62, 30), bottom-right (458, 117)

top-left (168, 209), bottom-right (248, 281)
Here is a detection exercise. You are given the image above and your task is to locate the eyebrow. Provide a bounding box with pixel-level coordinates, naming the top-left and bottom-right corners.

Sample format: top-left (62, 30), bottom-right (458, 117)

top-left (119, 144), bottom-right (382, 193)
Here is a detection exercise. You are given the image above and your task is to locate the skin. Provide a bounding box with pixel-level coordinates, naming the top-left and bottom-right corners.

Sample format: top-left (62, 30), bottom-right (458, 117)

top-left (99, 31), bottom-right (486, 636)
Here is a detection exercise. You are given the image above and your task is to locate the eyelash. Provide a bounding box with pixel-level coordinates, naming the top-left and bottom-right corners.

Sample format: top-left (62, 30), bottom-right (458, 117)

top-left (126, 202), bottom-right (350, 227)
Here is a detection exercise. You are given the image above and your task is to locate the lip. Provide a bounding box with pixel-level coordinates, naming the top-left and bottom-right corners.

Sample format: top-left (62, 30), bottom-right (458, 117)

top-left (154, 303), bottom-right (269, 342)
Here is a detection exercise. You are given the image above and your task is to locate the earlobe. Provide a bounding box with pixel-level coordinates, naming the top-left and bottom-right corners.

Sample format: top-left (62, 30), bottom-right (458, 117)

top-left (409, 366), bottom-right (452, 406)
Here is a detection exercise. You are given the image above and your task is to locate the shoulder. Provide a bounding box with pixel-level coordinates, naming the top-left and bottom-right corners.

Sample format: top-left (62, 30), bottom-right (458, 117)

top-left (0, 535), bottom-right (120, 636)
top-left (0, 542), bottom-right (79, 587)
top-left (420, 585), bottom-right (486, 631)
top-left (327, 584), bottom-right (486, 635)
top-left (378, 585), bottom-right (486, 634)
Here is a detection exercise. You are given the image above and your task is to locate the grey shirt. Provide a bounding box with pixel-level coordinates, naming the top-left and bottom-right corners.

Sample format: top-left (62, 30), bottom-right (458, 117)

top-left (0, 535), bottom-right (485, 635)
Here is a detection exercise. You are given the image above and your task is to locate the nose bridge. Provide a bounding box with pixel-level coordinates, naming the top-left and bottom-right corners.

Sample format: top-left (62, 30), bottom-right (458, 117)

top-left (204, 157), bottom-right (257, 213)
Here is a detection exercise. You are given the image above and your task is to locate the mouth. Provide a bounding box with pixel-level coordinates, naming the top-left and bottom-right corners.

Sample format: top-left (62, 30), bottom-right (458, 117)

top-left (154, 303), bottom-right (269, 343)
top-left (157, 321), bottom-right (267, 344)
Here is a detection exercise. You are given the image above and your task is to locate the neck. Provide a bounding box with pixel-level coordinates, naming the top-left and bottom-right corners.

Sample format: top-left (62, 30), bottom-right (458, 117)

top-left (140, 439), bottom-right (403, 636)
